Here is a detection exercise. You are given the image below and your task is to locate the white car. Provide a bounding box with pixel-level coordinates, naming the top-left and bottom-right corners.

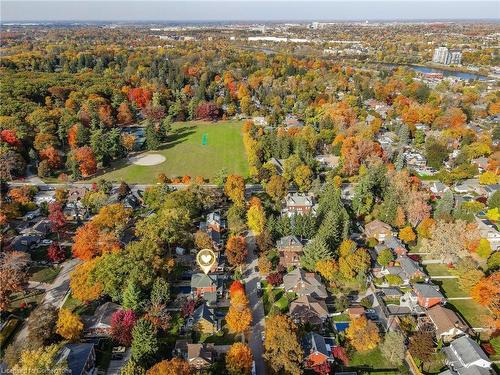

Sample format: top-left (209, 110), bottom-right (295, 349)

top-left (39, 239), bottom-right (53, 246)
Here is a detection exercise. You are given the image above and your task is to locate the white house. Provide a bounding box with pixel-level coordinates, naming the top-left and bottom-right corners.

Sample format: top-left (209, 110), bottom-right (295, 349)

top-left (475, 217), bottom-right (500, 251)
top-left (442, 336), bottom-right (492, 375)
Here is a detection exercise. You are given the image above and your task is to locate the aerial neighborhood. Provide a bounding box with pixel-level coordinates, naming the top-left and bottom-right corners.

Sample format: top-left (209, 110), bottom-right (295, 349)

top-left (0, 11), bottom-right (499, 375)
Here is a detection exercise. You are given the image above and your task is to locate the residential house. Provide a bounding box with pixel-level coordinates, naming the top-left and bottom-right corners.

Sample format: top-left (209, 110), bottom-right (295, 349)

top-left (187, 343), bottom-right (214, 370)
top-left (454, 179), bottom-right (481, 195)
top-left (420, 305), bottom-right (472, 343)
top-left (191, 273), bottom-right (220, 305)
top-left (381, 255), bottom-right (426, 285)
top-left (364, 220), bottom-right (392, 242)
top-left (268, 157), bottom-right (285, 175)
top-left (277, 235), bottom-right (304, 268)
top-left (34, 190), bottom-right (56, 205)
top-left (282, 193), bottom-right (316, 217)
top-left (206, 212), bottom-right (226, 233)
top-left (253, 116), bottom-right (268, 127)
top-left (428, 181), bottom-right (451, 196)
top-left (21, 219), bottom-right (52, 237)
top-left (289, 295), bottom-right (329, 326)
top-left (283, 268), bottom-right (328, 299)
top-left (315, 155), bottom-right (340, 170)
top-left (441, 336), bottom-right (492, 375)
top-left (303, 332), bottom-right (334, 368)
top-left (83, 302), bottom-right (120, 336)
top-left (189, 303), bottom-right (217, 335)
top-left (475, 217), bottom-right (500, 251)
top-left (347, 306), bottom-right (366, 319)
top-left (414, 283), bottom-right (446, 308)
top-left (284, 114), bottom-right (303, 129)
top-left (483, 184), bottom-right (500, 198)
top-left (471, 157), bottom-right (489, 172)
top-left (57, 343), bottom-right (96, 375)
top-left (67, 187), bottom-right (88, 207)
top-left (9, 234), bottom-right (41, 251)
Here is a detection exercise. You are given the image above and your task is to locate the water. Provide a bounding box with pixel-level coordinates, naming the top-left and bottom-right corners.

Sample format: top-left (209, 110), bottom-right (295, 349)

top-left (379, 63), bottom-right (489, 81)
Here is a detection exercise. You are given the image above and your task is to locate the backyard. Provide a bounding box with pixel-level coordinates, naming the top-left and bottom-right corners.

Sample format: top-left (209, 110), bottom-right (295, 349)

top-left (91, 120), bottom-right (249, 183)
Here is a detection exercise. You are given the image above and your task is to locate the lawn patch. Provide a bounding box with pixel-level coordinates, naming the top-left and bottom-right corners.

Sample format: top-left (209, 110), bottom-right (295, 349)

top-left (92, 120), bottom-right (249, 183)
top-left (424, 264), bottom-right (452, 276)
top-left (29, 265), bottom-right (61, 283)
top-left (447, 300), bottom-right (493, 328)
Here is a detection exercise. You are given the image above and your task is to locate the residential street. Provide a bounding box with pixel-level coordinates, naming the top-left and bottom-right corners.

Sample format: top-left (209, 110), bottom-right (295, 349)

top-left (13, 258), bottom-right (80, 345)
top-left (244, 232), bottom-right (266, 375)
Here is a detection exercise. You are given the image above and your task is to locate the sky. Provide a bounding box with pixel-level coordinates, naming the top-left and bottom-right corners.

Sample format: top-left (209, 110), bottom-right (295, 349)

top-left (1, 1), bottom-right (499, 22)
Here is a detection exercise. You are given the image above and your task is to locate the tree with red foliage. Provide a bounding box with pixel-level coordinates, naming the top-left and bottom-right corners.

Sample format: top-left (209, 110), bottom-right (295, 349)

top-left (75, 146), bottom-right (97, 177)
top-left (181, 299), bottom-right (196, 318)
top-left (40, 146), bottom-right (62, 169)
top-left (195, 102), bottom-right (220, 121)
top-left (307, 361), bottom-right (330, 375)
top-left (229, 280), bottom-right (245, 297)
top-left (47, 243), bottom-right (66, 263)
top-left (332, 346), bottom-right (349, 365)
top-left (111, 309), bottom-right (137, 346)
top-left (1, 129), bottom-right (21, 148)
top-left (128, 88), bottom-right (152, 109)
top-left (266, 272), bottom-right (283, 287)
top-left (48, 202), bottom-right (66, 235)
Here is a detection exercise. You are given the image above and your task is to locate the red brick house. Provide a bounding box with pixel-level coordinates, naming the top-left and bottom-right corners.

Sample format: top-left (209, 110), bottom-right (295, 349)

top-left (277, 235), bottom-right (304, 268)
top-left (414, 283), bottom-right (445, 308)
top-left (191, 273), bottom-right (219, 305)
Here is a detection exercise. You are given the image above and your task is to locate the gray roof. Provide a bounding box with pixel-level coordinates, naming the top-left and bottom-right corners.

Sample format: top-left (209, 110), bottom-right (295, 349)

top-left (277, 235), bottom-right (303, 249)
top-left (398, 255), bottom-right (422, 278)
top-left (302, 332), bottom-right (330, 357)
top-left (283, 268), bottom-right (327, 299)
top-left (285, 193), bottom-right (314, 207)
top-left (448, 336), bottom-right (490, 367)
top-left (192, 303), bottom-right (215, 325)
top-left (191, 273), bottom-right (218, 289)
top-left (64, 343), bottom-right (95, 375)
top-left (86, 302), bottom-right (120, 329)
top-left (383, 236), bottom-right (405, 250)
top-left (414, 283), bottom-right (444, 299)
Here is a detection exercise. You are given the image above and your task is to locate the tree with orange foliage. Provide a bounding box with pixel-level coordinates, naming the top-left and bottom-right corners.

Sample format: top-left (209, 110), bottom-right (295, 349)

top-left (417, 217), bottom-right (436, 239)
top-left (229, 280), bottom-right (245, 298)
top-left (224, 175), bottom-right (245, 207)
top-left (67, 124), bottom-right (79, 149)
top-left (40, 146), bottom-right (62, 169)
top-left (225, 235), bottom-right (248, 267)
top-left (70, 258), bottom-right (103, 303)
top-left (121, 133), bottom-right (136, 152)
top-left (341, 136), bottom-right (384, 176)
top-left (346, 316), bottom-right (380, 352)
top-left (470, 273), bottom-right (500, 316)
top-left (226, 284), bottom-right (252, 335)
top-left (128, 87), bottom-right (152, 109)
top-left (117, 102), bottom-right (134, 125)
top-left (146, 358), bottom-right (190, 375)
top-left (75, 146), bottom-right (97, 177)
top-left (226, 343), bottom-right (253, 375)
top-left (72, 223), bottom-right (120, 260)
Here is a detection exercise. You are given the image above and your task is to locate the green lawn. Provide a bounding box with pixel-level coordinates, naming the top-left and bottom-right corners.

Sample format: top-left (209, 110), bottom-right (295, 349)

top-left (347, 348), bottom-right (402, 374)
top-left (92, 120), bottom-right (249, 183)
top-left (423, 264), bottom-right (452, 276)
top-left (447, 300), bottom-right (493, 328)
top-left (28, 265), bottom-right (61, 284)
top-left (434, 279), bottom-right (467, 298)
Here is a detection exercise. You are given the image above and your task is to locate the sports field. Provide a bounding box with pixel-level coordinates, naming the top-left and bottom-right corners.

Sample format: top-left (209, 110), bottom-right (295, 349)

top-left (93, 120), bottom-right (249, 183)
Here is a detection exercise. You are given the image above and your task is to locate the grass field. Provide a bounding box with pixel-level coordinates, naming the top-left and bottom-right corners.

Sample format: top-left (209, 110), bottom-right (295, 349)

top-left (447, 300), bottom-right (493, 328)
top-left (93, 120), bottom-right (249, 183)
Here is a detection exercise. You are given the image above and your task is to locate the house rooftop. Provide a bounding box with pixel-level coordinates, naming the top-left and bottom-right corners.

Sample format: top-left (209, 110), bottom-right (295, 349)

top-left (414, 283), bottom-right (444, 299)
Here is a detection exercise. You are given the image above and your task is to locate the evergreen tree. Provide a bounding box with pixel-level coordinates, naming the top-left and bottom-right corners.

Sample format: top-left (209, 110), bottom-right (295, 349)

top-left (301, 238), bottom-right (332, 271)
top-left (150, 278), bottom-right (170, 306)
top-left (131, 319), bottom-right (158, 366)
top-left (122, 280), bottom-right (143, 312)
top-left (434, 191), bottom-right (454, 220)
top-left (145, 121), bottom-right (161, 150)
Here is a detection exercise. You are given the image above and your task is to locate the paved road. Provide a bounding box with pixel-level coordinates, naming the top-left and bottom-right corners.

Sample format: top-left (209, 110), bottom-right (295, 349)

top-left (13, 258), bottom-right (80, 345)
top-left (107, 348), bottom-right (131, 375)
top-left (244, 232), bottom-right (266, 375)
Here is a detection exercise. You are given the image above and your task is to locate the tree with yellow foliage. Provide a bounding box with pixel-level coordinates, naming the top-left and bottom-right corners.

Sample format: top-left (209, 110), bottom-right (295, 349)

top-left (316, 259), bottom-right (338, 281)
top-left (12, 345), bottom-right (67, 375)
top-left (247, 198), bottom-right (266, 235)
top-left (56, 308), bottom-right (83, 341)
top-left (70, 258), bottom-right (104, 303)
top-left (224, 175), bottom-right (245, 207)
top-left (346, 316), bottom-right (380, 352)
top-left (146, 358), bottom-right (190, 375)
top-left (479, 171), bottom-right (499, 185)
top-left (399, 226), bottom-right (416, 244)
top-left (226, 296), bottom-right (252, 335)
top-left (91, 203), bottom-right (132, 233)
top-left (226, 343), bottom-right (254, 375)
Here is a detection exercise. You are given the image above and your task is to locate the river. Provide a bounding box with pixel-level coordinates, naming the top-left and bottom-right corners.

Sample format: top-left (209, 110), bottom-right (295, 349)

top-left (379, 63), bottom-right (490, 81)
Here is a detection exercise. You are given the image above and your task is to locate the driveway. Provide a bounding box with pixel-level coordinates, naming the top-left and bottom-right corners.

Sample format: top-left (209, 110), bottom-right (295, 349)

top-left (107, 348), bottom-right (131, 375)
top-left (13, 258), bottom-right (80, 346)
top-left (244, 232), bottom-right (266, 375)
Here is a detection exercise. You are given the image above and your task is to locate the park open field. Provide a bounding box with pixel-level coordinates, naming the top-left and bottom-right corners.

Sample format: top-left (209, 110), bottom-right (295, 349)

top-left (93, 120), bottom-right (249, 183)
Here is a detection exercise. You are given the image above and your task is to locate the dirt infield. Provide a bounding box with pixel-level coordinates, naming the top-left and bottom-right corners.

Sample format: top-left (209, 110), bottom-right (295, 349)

top-left (129, 153), bottom-right (166, 166)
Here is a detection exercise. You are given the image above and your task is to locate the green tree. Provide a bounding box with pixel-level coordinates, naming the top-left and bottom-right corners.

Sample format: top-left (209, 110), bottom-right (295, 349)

top-left (150, 278), bottom-right (170, 306)
top-left (131, 319), bottom-right (158, 366)
top-left (145, 121), bottom-right (161, 150)
top-left (377, 248), bottom-right (395, 267)
top-left (380, 331), bottom-right (406, 365)
top-left (300, 238), bottom-right (332, 271)
top-left (122, 280), bottom-right (143, 312)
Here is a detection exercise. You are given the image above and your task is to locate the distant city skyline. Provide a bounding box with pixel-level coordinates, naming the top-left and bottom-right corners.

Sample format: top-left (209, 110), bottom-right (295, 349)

top-left (2, 1), bottom-right (499, 23)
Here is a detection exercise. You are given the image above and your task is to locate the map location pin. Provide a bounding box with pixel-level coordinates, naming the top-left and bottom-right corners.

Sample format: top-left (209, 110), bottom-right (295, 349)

top-left (196, 248), bottom-right (216, 274)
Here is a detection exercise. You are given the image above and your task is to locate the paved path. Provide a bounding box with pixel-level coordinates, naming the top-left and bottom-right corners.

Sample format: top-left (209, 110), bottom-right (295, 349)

top-left (107, 348), bottom-right (131, 375)
top-left (430, 275), bottom-right (458, 279)
top-left (243, 232), bottom-right (266, 375)
top-left (447, 297), bottom-right (473, 300)
top-left (13, 258), bottom-right (80, 346)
